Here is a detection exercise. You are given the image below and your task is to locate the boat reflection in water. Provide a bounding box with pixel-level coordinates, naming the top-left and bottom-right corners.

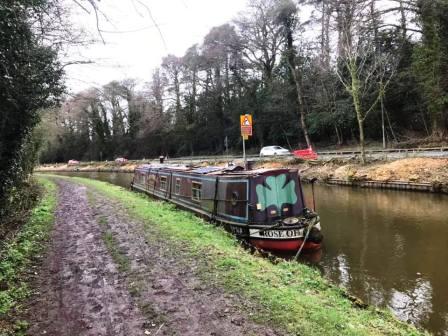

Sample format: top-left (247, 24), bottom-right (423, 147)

top-left (271, 248), bottom-right (324, 264)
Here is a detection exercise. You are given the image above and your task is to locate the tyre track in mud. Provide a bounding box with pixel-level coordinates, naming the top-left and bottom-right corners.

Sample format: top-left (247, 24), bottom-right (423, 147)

top-left (88, 185), bottom-right (284, 336)
top-left (22, 180), bottom-right (146, 336)
top-left (23, 178), bottom-right (284, 336)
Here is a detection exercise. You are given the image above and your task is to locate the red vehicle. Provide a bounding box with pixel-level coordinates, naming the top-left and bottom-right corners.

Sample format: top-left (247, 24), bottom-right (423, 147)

top-left (293, 147), bottom-right (318, 160)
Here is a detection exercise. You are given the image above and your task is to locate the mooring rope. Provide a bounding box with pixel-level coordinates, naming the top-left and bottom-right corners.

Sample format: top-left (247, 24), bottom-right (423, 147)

top-left (294, 216), bottom-right (318, 261)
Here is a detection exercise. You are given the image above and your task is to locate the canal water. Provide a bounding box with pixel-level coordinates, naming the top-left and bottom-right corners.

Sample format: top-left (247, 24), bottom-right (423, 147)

top-left (47, 171), bottom-right (448, 335)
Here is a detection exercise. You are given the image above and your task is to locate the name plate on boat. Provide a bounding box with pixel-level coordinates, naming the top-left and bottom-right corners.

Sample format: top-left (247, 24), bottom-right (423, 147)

top-left (249, 228), bottom-right (304, 239)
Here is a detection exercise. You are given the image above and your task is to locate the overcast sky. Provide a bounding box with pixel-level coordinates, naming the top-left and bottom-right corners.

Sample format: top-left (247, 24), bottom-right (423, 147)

top-left (64, 0), bottom-right (248, 92)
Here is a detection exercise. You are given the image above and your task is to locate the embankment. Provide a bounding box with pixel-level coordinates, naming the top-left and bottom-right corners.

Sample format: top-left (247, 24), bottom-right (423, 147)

top-left (37, 157), bottom-right (448, 194)
top-left (296, 157), bottom-right (448, 194)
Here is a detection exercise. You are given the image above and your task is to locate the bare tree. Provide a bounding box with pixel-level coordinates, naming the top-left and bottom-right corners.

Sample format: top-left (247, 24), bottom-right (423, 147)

top-left (147, 68), bottom-right (167, 131)
top-left (234, 0), bottom-right (284, 82)
top-left (335, 0), bottom-right (396, 163)
top-left (162, 55), bottom-right (183, 120)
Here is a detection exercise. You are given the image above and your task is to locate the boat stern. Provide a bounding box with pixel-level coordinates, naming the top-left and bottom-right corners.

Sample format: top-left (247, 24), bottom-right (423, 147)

top-left (248, 214), bottom-right (323, 252)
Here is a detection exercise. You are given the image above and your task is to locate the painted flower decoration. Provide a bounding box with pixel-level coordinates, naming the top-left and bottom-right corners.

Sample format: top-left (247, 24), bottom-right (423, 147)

top-left (256, 174), bottom-right (297, 211)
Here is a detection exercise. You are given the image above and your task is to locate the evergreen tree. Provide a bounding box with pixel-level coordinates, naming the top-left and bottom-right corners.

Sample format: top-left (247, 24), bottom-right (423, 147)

top-left (0, 0), bottom-right (63, 229)
top-left (413, 0), bottom-right (448, 137)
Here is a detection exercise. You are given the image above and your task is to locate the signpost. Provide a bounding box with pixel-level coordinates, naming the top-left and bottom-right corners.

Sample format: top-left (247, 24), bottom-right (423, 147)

top-left (240, 114), bottom-right (253, 168)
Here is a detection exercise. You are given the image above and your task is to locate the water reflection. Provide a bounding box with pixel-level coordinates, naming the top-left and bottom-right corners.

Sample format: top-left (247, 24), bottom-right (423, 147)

top-left (336, 254), bottom-right (351, 288)
top-left (303, 184), bottom-right (448, 335)
top-left (390, 279), bottom-right (433, 325)
top-left (45, 172), bottom-right (448, 335)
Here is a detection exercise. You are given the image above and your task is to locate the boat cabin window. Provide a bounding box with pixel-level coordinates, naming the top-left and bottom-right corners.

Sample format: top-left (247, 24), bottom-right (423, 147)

top-left (160, 176), bottom-right (167, 190)
top-left (231, 191), bottom-right (239, 207)
top-left (148, 174), bottom-right (155, 188)
top-left (192, 182), bottom-right (202, 201)
top-left (175, 178), bottom-right (181, 194)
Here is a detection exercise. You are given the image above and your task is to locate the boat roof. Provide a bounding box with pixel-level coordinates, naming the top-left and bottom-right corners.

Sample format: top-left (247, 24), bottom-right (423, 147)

top-left (134, 163), bottom-right (296, 177)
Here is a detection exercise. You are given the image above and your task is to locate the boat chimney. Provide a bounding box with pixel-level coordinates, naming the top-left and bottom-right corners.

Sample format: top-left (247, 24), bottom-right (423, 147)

top-left (245, 160), bottom-right (254, 170)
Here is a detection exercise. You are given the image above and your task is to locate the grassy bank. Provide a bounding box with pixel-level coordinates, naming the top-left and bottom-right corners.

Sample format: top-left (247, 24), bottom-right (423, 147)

top-left (65, 176), bottom-right (426, 336)
top-left (0, 178), bottom-right (56, 333)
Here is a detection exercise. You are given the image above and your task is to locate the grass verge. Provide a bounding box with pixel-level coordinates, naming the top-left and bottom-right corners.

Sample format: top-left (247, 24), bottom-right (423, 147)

top-left (61, 176), bottom-right (427, 336)
top-left (97, 215), bottom-right (131, 273)
top-left (0, 178), bottom-right (57, 333)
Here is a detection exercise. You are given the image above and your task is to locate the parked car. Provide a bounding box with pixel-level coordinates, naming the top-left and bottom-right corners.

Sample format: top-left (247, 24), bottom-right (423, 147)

top-left (259, 146), bottom-right (291, 157)
top-left (67, 159), bottom-right (80, 166)
top-left (115, 157), bottom-right (128, 165)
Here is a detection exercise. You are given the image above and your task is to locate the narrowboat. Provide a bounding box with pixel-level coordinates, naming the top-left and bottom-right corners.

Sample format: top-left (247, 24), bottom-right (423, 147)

top-left (131, 164), bottom-right (323, 252)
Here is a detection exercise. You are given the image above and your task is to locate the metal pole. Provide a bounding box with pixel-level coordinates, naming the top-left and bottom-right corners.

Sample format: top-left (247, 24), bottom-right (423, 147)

top-left (311, 182), bottom-right (316, 211)
top-left (242, 136), bottom-right (247, 169)
top-left (381, 94), bottom-right (386, 149)
top-left (310, 177), bottom-right (318, 211)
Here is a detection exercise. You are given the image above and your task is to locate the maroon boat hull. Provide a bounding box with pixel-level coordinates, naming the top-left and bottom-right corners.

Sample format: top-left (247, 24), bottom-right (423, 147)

top-left (250, 239), bottom-right (322, 252)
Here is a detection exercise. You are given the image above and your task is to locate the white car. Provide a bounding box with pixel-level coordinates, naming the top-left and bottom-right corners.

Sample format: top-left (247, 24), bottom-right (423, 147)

top-left (259, 146), bottom-right (291, 157)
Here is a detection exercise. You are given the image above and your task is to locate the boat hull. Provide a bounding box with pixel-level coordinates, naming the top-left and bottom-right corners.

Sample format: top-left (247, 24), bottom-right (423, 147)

top-left (249, 238), bottom-right (322, 252)
top-left (245, 224), bottom-right (323, 252)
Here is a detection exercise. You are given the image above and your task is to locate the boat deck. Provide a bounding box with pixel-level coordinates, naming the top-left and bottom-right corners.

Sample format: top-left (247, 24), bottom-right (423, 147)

top-left (134, 164), bottom-right (296, 177)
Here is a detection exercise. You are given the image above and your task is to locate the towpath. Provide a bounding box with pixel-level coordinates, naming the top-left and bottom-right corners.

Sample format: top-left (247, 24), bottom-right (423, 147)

top-left (21, 178), bottom-right (283, 336)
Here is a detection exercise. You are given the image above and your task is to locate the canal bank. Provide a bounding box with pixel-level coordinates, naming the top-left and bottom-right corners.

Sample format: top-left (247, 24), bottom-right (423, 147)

top-left (30, 175), bottom-right (427, 335)
top-left (298, 158), bottom-right (448, 194)
top-left (37, 157), bottom-right (448, 194)
top-left (41, 171), bottom-right (448, 335)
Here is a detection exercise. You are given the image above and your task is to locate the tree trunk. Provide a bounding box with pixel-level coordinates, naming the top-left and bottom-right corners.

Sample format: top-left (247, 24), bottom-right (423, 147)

top-left (370, 0), bottom-right (380, 52)
top-left (335, 124), bottom-right (343, 146)
top-left (385, 107), bottom-right (398, 143)
top-left (320, 0), bottom-right (331, 68)
top-left (357, 112), bottom-right (366, 164)
top-left (431, 114), bottom-right (446, 138)
top-left (300, 103), bottom-right (312, 148)
top-left (192, 70), bottom-right (197, 114)
top-left (399, 0), bottom-right (407, 41)
top-left (349, 59), bottom-right (366, 164)
top-left (282, 11), bottom-right (312, 149)
top-left (174, 71), bottom-right (181, 119)
top-left (381, 95), bottom-right (386, 149)
top-left (288, 62), bottom-right (312, 148)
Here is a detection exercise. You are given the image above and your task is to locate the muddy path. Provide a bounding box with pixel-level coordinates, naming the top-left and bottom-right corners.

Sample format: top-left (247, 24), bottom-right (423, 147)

top-left (22, 178), bottom-right (284, 336)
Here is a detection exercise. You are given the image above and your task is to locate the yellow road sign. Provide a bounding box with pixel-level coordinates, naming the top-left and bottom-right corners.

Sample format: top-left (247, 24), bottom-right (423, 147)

top-left (240, 114), bottom-right (253, 136)
top-left (240, 114), bottom-right (252, 127)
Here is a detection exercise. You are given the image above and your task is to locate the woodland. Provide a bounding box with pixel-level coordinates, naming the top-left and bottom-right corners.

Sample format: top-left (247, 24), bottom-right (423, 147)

top-left (37, 0), bottom-right (448, 166)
